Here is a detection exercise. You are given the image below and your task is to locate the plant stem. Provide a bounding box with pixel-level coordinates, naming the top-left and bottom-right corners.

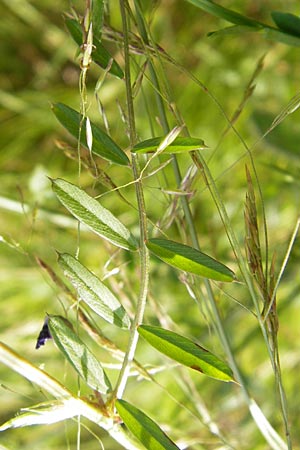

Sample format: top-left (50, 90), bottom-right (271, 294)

top-left (191, 152), bottom-right (288, 450)
top-left (130, 5), bottom-right (288, 448)
top-left (112, 0), bottom-right (149, 401)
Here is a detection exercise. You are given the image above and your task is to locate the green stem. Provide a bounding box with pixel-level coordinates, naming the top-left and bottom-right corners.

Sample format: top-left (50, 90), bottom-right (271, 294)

top-left (130, 4), bottom-right (288, 448)
top-left (112, 0), bottom-right (149, 401)
top-left (191, 152), bottom-right (288, 450)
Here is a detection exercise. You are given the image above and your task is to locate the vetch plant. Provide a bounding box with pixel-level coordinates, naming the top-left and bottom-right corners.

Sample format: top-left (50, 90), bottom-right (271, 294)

top-left (1, 1), bottom-right (298, 449)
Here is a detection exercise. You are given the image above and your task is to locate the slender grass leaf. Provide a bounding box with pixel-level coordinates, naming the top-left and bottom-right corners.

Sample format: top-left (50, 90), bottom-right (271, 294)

top-left (207, 25), bottom-right (258, 38)
top-left (52, 103), bottom-right (129, 166)
top-left (0, 399), bottom-right (83, 429)
top-left (52, 178), bottom-right (138, 251)
top-left (132, 137), bottom-right (207, 154)
top-left (58, 253), bottom-right (131, 329)
top-left (65, 17), bottom-right (124, 79)
top-left (0, 341), bottom-right (72, 399)
top-left (0, 344), bottom-right (142, 448)
top-left (271, 12), bottom-right (300, 38)
top-left (116, 399), bottom-right (179, 450)
top-left (147, 238), bottom-right (235, 282)
top-left (185, 0), bottom-right (263, 28)
top-left (48, 315), bottom-right (111, 394)
top-left (138, 325), bottom-right (234, 382)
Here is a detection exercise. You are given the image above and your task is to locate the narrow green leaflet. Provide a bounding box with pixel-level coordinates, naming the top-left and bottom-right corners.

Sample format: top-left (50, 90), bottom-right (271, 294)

top-left (58, 253), bottom-right (131, 329)
top-left (52, 103), bottom-right (129, 166)
top-left (132, 136), bottom-right (207, 154)
top-left (116, 399), bottom-right (179, 450)
top-left (138, 325), bottom-right (234, 382)
top-left (271, 12), bottom-right (300, 37)
top-left (147, 238), bottom-right (235, 282)
top-left (52, 178), bottom-right (138, 251)
top-left (92, 0), bottom-right (104, 42)
top-left (64, 17), bottom-right (124, 78)
top-left (48, 315), bottom-right (111, 394)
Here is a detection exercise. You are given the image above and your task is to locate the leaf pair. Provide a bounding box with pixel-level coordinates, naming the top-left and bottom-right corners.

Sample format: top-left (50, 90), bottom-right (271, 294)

top-left (115, 325), bottom-right (235, 449)
top-left (53, 102), bottom-right (208, 165)
top-left (45, 317), bottom-right (233, 405)
top-left (52, 176), bottom-right (235, 282)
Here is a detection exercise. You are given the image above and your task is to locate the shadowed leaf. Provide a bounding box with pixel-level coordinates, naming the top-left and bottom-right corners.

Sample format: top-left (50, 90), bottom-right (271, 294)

top-left (116, 399), bottom-right (179, 450)
top-left (52, 103), bottom-right (129, 165)
top-left (65, 17), bottom-right (124, 78)
top-left (48, 315), bottom-right (111, 394)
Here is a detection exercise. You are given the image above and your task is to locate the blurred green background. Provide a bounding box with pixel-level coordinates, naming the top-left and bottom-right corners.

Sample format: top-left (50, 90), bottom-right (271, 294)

top-left (0, 1), bottom-right (299, 448)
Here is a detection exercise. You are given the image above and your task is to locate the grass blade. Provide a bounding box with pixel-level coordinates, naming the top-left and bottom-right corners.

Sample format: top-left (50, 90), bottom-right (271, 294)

top-left (0, 343), bottom-right (142, 448)
top-left (0, 399), bottom-right (83, 430)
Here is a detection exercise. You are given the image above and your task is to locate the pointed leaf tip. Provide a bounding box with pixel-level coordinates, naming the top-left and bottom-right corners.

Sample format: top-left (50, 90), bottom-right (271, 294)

top-left (52, 178), bottom-right (138, 251)
top-left (147, 238), bottom-right (235, 282)
top-left (138, 325), bottom-right (234, 382)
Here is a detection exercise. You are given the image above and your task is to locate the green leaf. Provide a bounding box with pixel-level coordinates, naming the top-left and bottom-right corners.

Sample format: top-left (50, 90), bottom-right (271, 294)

top-left (65, 17), bottom-right (124, 79)
top-left (271, 11), bottom-right (300, 38)
top-left (147, 238), bottom-right (235, 282)
top-left (132, 136), bottom-right (207, 154)
top-left (58, 253), bottom-right (131, 329)
top-left (207, 25), bottom-right (258, 38)
top-left (92, 0), bottom-right (104, 42)
top-left (185, 0), bottom-right (300, 48)
top-left (52, 178), bottom-right (138, 251)
top-left (116, 399), bottom-right (179, 450)
top-left (185, 0), bottom-right (263, 28)
top-left (138, 325), bottom-right (234, 382)
top-left (48, 315), bottom-right (112, 393)
top-left (52, 103), bottom-right (128, 166)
